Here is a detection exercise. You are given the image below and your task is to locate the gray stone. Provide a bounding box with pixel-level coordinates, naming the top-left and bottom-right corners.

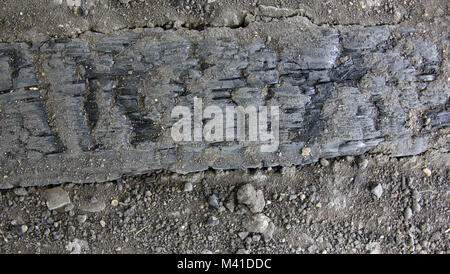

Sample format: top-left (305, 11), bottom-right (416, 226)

top-left (412, 201), bottom-right (421, 213)
top-left (202, 249), bottom-right (213, 254)
top-left (45, 187), bottom-right (71, 210)
top-left (357, 158), bottom-right (369, 170)
top-left (225, 197), bottom-right (235, 213)
top-left (66, 238), bottom-right (89, 254)
top-left (367, 242), bottom-right (381, 254)
top-left (262, 222), bottom-right (275, 242)
top-left (237, 184), bottom-right (266, 213)
top-left (252, 235), bottom-right (261, 242)
top-left (236, 249), bottom-right (250, 254)
top-left (307, 245), bottom-right (317, 253)
top-left (371, 184), bottom-right (383, 199)
top-left (245, 213), bottom-right (271, 234)
top-left (320, 158), bottom-right (330, 167)
top-left (238, 231), bottom-right (249, 240)
top-left (345, 156), bottom-right (355, 162)
top-left (13, 188), bottom-right (27, 196)
top-left (77, 214), bottom-right (87, 224)
top-left (183, 182), bottom-right (193, 192)
top-left (206, 216), bottom-right (219, 226)
top-left (404, 207), bottom-right (413, 220)
top-left (208, 194), bottom-right (220, 209)
top-left (64, 203), bottom-right (74, 212)
top-left (297, 233), bottom-right (315, 249)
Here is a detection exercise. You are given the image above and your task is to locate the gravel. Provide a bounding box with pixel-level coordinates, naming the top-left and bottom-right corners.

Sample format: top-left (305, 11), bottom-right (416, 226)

top-left (0, 156), bottom-right (448, 254)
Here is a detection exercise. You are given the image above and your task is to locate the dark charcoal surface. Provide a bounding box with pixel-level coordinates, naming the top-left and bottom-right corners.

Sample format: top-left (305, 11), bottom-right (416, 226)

top-left (0, 17), bottom-right (448, 188)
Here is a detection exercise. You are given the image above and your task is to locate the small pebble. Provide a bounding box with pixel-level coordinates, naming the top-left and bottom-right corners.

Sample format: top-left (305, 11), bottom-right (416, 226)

top-left (77, 215), bottom-right (87, 224)
top-left (422, 168), bottom-right (432, 177)
top-left (45, 187), bottom-right (71, 210)
top-left (64, 203), bottom-right (74, 212)
top-left (320, 158), bottom-right (330, 167)
top-left (412, 201), bottom-right (421, 213)
top-left (206, 216), bottom-right (219, 226)
top-left (358, 158), bottom-right (369, 169)
top-left (371, 184), bottom-right (383, 199)
top-left (238, 231), bottom-right (249, 240)
top-left (345, 156), bottom-right (355, 162)
top-left (404, 207), bottom-right (413, 219)
top-left (111, 199), bottom-right (119, 207)
top-left (208, 194), bottom-right (220, 209)
top-left (245, 213), bottom-right (271, 233)
top-left (13, 188), bottom-right (27, 196)
top-left (236, 249), bottom-right (250, 254)
top-left (302, 147), bottom-right (311, 157)
top-left (252, 235), bottom-right (261, 242)
top-left (237, 184), bottom-right (265, 213)
top-left (184, 182), bottom-right (193, 192)
top-left (225, 199), bottom-right (235, 213)
top-left (76, 6), bottom-right (88, 17)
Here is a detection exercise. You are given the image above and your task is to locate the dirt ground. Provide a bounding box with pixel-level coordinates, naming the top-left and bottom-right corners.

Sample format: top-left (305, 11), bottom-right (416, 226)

top-left (0, 0), bottom-right (449, 254)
